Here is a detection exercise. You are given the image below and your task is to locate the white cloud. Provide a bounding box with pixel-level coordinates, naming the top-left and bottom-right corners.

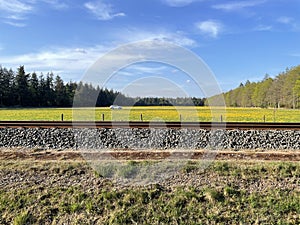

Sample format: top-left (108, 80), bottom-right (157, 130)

top-left (74, 48), bottom-right (88, 54)
top-left (84, 0), bottom-right (125, 21)
top-left (161, 0), bottom-right (200, 7)
top-left (6, 14), bottom-right (26, 20)
top-left (277, 16), bottom-right (293, 24)
top-left (0, 0), bottom-right (33, 14)
top-left (0, 0), bottom-right (68, 26)
top-left (0, 0), bottom-right (33, 26)
top-left (109, 64), bottom-right (170, 87)
top-left (40, 0), bottom-right (68, 10)
top-left (114, 70), bottom-right (134, 77)
top-left (0, 45), bottom-right (110, 80)
top-left (125, 64), bottom-right (168, 75)
top-left (276, 16), bottom-right (299, 31)
top-left (118, 76), bottom-right (188, 98)
top-left (153, 33), bottom-right (196, 47)
top-left (212, 0), bottom-right (266, 11)
top-left (254, 25), bottom-right (272, 31)
top-left (195, 20), bottom-right (223, 38)
top-left (114, 29), bottom-right (196, 47)
top-left (0, 27), bottom-right (196, 81)
top-left (3, 20), bottom-right (26, 27)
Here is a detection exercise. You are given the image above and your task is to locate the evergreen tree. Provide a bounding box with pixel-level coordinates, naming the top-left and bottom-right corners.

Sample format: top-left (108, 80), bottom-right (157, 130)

top-left (54, 75), bottom-right (68, 106)
top-left (0, 66), bottom-right (14, 106)
top-left (45, 73), bottom-right (55, 106)
top-left (38, 73), bottom-right (46, 106)
top-left (15, 66), bottom-right (30, 106)
top-left (65, 81), bottom-right (77, 106)
top-left (29, 72), bottom-right (39, 106)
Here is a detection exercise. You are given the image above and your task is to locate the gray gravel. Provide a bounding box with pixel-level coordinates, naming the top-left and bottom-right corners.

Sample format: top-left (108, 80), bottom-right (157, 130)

top-left (0, 127), bottom-right (299, 150)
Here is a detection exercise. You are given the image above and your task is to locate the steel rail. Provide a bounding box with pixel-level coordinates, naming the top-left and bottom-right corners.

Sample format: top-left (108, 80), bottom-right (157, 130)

top-left (0, 121), bottom-right (300, 130)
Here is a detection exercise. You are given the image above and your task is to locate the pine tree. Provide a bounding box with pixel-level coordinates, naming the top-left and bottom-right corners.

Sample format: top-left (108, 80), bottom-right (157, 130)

top-left (15, 66), bottom-right (30, 106)
top-left (29, 72), bottom-right (39, 106)
top-left (54, 75), bottom-right (68, 106)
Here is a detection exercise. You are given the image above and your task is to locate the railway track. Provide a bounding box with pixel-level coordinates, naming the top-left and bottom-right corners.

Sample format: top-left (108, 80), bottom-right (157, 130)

top-left (0, 121), bottom-right (300, 130)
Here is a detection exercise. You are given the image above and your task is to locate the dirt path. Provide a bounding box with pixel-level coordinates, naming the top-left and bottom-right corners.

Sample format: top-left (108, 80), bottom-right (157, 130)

top-left (1, 148), bottom-right (300, 161)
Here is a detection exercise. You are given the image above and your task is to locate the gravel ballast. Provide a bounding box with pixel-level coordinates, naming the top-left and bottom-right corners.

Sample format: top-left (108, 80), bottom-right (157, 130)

top-left (0, 127), bottom-right (299, 150)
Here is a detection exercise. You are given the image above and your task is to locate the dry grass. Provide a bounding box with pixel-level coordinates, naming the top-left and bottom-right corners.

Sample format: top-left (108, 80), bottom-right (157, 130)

top-left (0, 158), bottom-right (299, 224)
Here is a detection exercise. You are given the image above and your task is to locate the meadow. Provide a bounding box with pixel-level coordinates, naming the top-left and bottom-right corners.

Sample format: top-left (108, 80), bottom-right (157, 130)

top-left (0, 159), bottom-right (299, 224)
top-left (0, 106), bottom-right (300, 122)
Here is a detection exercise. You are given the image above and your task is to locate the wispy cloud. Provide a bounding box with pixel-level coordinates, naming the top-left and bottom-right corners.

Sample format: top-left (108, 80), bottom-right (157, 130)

top-left (114, 29), bottom-right (197, 47)
top-left (254, 24), bottom-right (272, 31)
top-left (125, 64), bottom-right (168, 75)
top-left (212, 0), bottom-right (266, 11)
top-left (161, 0), bottom-right (200, 7)
top-left (195, 20), bottom-right (223, 38)
top-left (41, 0), bottom-right (69, 10)
top-left (0, 26), bottom-right (197, 80)
top-left (109, 64), bottom-right (170, 88)
top-left (120, 76), bottom-right (188, 98)
top-left (276, 16), bottom-right (299, 31)
top-left (277, 16), bottom-right (293, 25)
top-left (0, 45), bottom-right (110, 80)
top-left (0, 0), bottom-right (33, 14)
top-left (4, 20), bottom-right (27, 27)
top-left (0, 0), bottom-right (33, 26)
top-left (0, 0), bottom-right (69, 27)
top-left (150, 32), bottom-right (196, 47)
top-left (84, 0), bottom-right (125, 21)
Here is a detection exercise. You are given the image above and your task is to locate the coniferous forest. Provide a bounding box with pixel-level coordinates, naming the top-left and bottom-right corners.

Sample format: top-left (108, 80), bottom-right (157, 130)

top-left (0, 65), bottom-right (205, 107)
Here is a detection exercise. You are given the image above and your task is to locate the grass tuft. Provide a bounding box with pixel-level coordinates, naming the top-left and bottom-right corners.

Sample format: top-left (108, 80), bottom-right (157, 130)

top-left (13, 210), bottom-right (34, 225)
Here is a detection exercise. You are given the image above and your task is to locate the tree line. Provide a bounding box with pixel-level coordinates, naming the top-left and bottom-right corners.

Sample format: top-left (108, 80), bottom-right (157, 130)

top-left (2, 65), bottom-right (299, 108)
top-left (0, 66), bottom-right (206, 107)
top-left (209, 65), bottom-right (300, 109)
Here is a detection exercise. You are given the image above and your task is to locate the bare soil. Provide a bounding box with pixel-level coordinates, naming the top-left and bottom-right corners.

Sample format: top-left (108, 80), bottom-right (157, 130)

top-left (0, 147), bottom-right (299, 161)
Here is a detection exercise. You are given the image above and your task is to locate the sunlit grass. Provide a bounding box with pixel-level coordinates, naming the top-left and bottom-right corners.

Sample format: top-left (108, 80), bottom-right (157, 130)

top-left (225, 107), bottom-right (300, 122)
top-left (0, 160), bottom-right (300, 224)
top-left (0, 108), bottom-right (73, 121)
top-left (0, 106), bottom-right (299, 122)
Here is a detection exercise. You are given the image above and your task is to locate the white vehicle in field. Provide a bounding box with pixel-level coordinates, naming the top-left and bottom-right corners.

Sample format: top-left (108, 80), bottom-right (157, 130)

top-left (110, 105), bottom-right (122, 110)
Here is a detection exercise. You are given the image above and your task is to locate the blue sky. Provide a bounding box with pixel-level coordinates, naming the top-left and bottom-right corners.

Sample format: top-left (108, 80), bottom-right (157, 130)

top-left (0, 0), bottom-right (300, 97)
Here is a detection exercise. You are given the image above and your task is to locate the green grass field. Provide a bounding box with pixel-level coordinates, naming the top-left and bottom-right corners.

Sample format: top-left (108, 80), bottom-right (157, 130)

top-left (0, 160), bottom-right (299, 224)
top-left (0, 106), bottom-right (299, 122)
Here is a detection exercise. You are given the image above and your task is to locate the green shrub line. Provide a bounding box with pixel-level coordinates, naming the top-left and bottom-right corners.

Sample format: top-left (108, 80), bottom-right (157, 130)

top-left (0, 160), bottom-right (300, 224)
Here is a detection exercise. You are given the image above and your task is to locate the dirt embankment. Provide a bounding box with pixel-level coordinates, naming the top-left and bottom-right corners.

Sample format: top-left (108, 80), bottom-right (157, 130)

top-left (1, 148), bottom-right (300, 161)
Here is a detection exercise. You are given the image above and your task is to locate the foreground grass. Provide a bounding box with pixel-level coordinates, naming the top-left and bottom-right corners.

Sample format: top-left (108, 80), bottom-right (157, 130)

top-left (0, 106), bottom-right (300, 122)
top-left (0, 160), bottom-right (299, 224)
